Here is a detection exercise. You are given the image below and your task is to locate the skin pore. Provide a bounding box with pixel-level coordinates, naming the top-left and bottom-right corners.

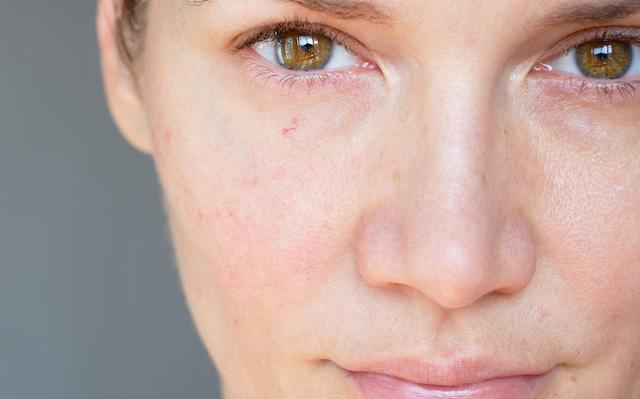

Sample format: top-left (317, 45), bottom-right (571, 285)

top-left (97, 0), bottom-right (640, 398)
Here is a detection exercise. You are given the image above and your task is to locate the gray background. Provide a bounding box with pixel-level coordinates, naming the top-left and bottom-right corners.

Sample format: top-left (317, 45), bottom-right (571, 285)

top-left (1, 2), bottom-right (221, 398)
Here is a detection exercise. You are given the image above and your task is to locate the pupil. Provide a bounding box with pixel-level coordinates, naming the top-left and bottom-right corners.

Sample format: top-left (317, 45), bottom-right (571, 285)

top-left (298, 36), bottom-right (316, 53)
top-left (592, 44), bottom-right (612, 62)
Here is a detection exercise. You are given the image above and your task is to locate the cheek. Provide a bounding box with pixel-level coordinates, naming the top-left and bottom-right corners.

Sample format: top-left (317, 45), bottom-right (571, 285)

top-left (521, 93), bottom-right (640, 306)
top-left (534, 122), bottom-right (640, 325)
top-left (155, 123), bottom-right (361, 321)
top-left (146, 55), bottom-right (386, 334)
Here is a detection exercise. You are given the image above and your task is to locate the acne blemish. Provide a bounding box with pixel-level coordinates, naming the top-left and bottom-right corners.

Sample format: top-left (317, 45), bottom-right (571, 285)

top-left (282, 126), bottom-right (297, 137)
top-left (281, 117), bottom-right (299, 139)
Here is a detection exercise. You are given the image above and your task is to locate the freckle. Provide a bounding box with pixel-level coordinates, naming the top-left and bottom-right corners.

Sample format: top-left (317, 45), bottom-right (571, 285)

top-left (392, 170), bottom-right (402, 182)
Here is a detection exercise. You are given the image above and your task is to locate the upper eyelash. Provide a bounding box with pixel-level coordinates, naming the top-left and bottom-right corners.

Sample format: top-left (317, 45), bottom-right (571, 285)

top-left (542, 27), bottom-right (640, 63)
top-left (230, 17), bottom-right (355, 54)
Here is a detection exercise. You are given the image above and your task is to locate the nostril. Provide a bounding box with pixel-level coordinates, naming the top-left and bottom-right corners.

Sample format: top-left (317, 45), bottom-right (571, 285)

top-left (353, 207), bottom-right (408, 288)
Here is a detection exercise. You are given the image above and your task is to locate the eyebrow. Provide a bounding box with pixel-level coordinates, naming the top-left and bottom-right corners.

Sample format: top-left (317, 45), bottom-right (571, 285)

top-left (194, 0), bottom-right (639, 28)
top-left (539, 0), bottom-right (640, 26)
top-left (273, 0), bottom-right (394, 24)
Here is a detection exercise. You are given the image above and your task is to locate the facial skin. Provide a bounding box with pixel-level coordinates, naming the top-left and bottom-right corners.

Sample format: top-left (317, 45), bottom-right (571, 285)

top-left (97, 0), bottom-right (640, 397)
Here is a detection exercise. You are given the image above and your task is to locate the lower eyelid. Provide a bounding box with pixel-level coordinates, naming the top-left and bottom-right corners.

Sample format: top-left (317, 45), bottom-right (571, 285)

top-left (239, 50), bottom-right (379, 94)
top-left (527, 70), bottom-right (640, 104)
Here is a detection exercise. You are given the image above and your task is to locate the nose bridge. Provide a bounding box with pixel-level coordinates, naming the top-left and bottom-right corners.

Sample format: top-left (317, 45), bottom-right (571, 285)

top-left (400, 67), bottom-right (509, 308)
top-left (410, 58), bottom-right (496, 213)
top-left (411, 72), bottom-right (496, 261)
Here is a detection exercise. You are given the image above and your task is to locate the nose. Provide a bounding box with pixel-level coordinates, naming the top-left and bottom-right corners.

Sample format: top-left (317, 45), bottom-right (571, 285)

top-left (354, 73), bottom-right (537, 310)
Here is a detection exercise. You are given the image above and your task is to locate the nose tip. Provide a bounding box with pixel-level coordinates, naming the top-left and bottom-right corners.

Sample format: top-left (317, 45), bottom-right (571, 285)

top-left (355, 206), bottom-right (537, 310)
top-left (411, 238), bottom-right (495, 309)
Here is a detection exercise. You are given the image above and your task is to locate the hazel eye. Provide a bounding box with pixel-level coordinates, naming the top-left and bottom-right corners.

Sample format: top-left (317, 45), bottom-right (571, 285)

top-left (550, 39), bottom-right (640, 79)
top-left (277, 31), bottom-right (332, 70)
top-left (251, 30), bottom-right (363, 71)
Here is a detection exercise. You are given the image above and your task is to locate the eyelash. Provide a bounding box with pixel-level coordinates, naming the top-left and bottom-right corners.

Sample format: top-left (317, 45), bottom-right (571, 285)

top-left (231, 17), bottom-right (377, 92)
top-left (533, 27), bottom-right (640, 102)
top-left (233, 20), bottom-right (640, 101)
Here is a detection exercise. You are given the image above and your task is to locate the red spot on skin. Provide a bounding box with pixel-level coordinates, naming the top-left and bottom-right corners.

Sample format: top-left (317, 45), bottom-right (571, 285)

top-left (539, 306), bottom-right (551, 321)
top-left (281, 117), bottom-right (299, 139)
top-left (282, 126), bottom-right (296, 137)
top-left (162, 129), bottom-right (173, 144)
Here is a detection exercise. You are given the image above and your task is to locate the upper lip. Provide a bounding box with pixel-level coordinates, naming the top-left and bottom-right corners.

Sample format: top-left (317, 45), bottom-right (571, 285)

top-left (338, 356), bottom-right (552, 387)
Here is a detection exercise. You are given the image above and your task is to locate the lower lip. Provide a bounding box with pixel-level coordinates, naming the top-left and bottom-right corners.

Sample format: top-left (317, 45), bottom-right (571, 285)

top-left (348, 371), bottom-right (548, 399)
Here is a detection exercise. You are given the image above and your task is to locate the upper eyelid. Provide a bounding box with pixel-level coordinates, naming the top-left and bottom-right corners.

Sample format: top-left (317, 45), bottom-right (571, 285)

top-left (229, 18), bottom-right (376, 61)
top-left (538, 26), bottom-right (640, 64)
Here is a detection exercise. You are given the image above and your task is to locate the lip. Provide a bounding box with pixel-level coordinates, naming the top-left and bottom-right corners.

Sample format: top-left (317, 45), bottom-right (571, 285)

top-left (338, 358), bottom-right (552, 399)
top-left (347, 372), bottom-right (548, 399)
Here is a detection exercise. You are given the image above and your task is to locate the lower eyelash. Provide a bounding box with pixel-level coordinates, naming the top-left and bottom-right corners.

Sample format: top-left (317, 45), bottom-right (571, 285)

top-left (242, 55), bottom-right (364, 93)
top-left (571, 79), bottom-right (640, 102)
top-left (535, 73), bottom-right (640, 103)
top-left (586, 81), bottom-right (640, 100)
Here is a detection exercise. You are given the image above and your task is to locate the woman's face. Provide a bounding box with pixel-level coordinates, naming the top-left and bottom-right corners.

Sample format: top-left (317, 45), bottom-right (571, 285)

top-left (99, 0), bottom-right (640, 398)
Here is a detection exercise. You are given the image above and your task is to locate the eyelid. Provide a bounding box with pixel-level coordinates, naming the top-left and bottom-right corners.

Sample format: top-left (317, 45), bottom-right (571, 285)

top-left (229, 17), bottom-right (377, 65)
top-left (537, 25), bottom-right (640, 66)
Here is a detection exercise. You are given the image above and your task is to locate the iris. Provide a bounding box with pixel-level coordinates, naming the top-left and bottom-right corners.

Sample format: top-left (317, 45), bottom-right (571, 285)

top-left (576, 40), bottom-right (632, 79)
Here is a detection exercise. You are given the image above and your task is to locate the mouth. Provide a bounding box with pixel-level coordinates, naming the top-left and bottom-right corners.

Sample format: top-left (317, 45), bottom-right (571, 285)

top-left (337, 358), bottom-right (553, 399)
top-left (346, 371), bottom-right (549, 399)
